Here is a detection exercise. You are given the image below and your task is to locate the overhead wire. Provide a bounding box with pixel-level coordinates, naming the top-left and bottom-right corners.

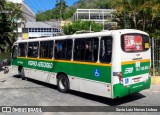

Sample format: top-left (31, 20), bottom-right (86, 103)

top-left (27, 0), bottom-right (44, 13)
top-left (34, 0), bottom-right (49, 12)
top-left (24, 0), bottom-right (39, 13)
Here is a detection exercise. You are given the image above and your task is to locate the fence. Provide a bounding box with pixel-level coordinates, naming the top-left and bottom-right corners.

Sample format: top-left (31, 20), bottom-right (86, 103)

top-left (151, 38), bottom-right (160, 76)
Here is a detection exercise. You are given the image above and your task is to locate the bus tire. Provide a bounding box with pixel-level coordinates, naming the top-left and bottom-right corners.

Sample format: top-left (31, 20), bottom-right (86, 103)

top-left (20, 68), bottom-right (26, 80)
top-left (57, 74), bottom-right (70, 93)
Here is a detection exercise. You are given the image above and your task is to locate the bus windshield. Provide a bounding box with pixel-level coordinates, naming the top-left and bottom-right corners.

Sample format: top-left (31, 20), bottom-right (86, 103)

top-left (121, 33), bottom-right (150, 52)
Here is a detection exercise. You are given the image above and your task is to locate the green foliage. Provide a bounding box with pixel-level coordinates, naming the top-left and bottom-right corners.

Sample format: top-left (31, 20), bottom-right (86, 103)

top-left (62, 20), bottom-right (103, 35)
top-left (36, 7), bottom-right (76, 21)
top-left (36, 0), bottom-right (71, 21)
top-left (0, 0), bottom-right (22, 53)
top-left (111, 0), bottom-right (160, 38)
top-left (74, 0), bottom-right (112, 9)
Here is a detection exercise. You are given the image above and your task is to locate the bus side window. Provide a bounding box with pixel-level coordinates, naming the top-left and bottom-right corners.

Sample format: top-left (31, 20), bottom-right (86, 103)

top-left (66, 39), bottom-right (72, 60)
top-left (55, 41), bottom-right (63, 59)
top-left (100, 36), bottom-right (112, 63)
top-left (18, 43), bottom-right (27, 57)
top-left (54, 39), bottom-right (72, 60)
top-left (40, 40), bottom-right (53, 58)
top-left (74, 38), bottom-right (99, 62)
top-left (74, 39), bottom-right (84, 61)
top-left (28, 42), bottom-right (39, 58)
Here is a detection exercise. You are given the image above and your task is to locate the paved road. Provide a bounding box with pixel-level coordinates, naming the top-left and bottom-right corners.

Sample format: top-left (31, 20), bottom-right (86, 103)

top-left (0, 68), bottom-right (160, 115)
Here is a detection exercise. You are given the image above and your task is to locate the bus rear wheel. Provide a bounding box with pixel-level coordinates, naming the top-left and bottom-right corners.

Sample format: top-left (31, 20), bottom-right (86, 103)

top-left (57, 74), bottom-right (70, 93)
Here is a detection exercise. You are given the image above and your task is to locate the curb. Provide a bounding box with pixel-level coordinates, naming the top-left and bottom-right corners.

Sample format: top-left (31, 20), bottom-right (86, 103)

top-left (151, 76), bottom-right (160, 84)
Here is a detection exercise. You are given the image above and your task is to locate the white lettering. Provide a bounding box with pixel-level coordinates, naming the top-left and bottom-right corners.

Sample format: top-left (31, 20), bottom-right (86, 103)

top-left (28, 61), bottom-right (37, 67)
top-left (28, 61), bottom-right (53, 69)
top-left (124, 67), bottom-right (133, 74)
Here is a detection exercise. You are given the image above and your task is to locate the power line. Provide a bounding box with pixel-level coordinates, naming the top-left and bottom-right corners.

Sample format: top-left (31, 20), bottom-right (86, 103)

top-left (28, 0), bottom-right (44, 12)
top-left (24, 0), bottom-right (39, 13)
top-left (25, 0), bottom-right (52, 13)
top-left (34, 0), bottom-right (48, 12)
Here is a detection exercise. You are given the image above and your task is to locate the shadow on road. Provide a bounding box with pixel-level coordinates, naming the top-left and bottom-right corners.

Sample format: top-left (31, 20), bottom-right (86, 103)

top-left (70, 90), bottom-right (146, 106)
top-left (13, 74), bottom-right (57, 90)
top-left (12, 75), bottom-right (146, 106)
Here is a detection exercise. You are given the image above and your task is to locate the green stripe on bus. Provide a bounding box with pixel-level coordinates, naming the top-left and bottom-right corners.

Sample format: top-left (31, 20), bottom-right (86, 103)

top-left (12, 58), bottom-right (112, 83)
top-left (122, 61), bottom-right (150, 78)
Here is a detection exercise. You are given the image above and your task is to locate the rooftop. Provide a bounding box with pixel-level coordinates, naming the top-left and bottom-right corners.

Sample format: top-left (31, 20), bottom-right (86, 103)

top-left (25, 21), bottom-right (61, 28)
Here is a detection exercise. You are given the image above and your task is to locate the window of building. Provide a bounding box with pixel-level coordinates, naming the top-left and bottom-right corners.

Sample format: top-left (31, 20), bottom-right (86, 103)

top-left (54, 39), bottom-right (73, 60)
top-left (74, 38), bottom-right (99, 62)
top-left (18, 43), bottom-right (27, 57)
top-left (28, 42), bottom-right (39, 58)
top-left (100, 36), bottom-right (112, 63)
top-left (40, 40), bottom-right (53, 58)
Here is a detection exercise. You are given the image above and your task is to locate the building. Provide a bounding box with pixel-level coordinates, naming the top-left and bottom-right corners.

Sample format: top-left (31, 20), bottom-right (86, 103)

top-left (22, 21), bottom-right (62, 39)
top-left (6, 0), bottom-right (62, 40)
top-left (6, 0), bottom-right (36, 40)
top-left (6, 0), bottom-right (35, 22)
top-left (72, 9), bottom-right (116, 30)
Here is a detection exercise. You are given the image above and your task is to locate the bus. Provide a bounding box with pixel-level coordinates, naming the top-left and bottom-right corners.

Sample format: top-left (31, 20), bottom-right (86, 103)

top-left (11, 29), bottom-right (151, 99)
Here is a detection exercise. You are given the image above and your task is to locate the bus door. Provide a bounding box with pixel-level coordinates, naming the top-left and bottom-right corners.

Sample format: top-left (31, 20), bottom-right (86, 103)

top-left (120, 33), bottom-right (150, 86)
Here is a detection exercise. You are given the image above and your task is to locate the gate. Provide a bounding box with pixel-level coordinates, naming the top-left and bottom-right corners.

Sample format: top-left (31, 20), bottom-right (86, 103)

top-left (151, 38), bottom-right (160, 76)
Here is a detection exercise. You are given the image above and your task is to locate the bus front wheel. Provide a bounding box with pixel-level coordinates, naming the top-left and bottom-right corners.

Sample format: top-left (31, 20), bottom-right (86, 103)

top-left (20, 68), bottom-right (26, 80)
top-left (57, 74), bottom-right (70, 93)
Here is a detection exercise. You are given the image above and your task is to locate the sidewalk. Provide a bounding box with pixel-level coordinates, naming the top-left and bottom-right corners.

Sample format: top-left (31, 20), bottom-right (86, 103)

top-left (151, 76), bottom-right (160, 84)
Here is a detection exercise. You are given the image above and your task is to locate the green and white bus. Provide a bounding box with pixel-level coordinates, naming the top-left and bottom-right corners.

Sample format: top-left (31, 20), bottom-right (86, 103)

top-left (11, 29), bottom-right (151, 99)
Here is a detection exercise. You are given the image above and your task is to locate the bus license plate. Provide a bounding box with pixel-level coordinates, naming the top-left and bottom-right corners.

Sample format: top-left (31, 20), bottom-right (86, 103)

top-left (132, 77), bottom-right (141, 83)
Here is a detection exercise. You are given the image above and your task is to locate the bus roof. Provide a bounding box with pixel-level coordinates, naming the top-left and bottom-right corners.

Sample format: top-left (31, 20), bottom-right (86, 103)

top-left (15, 29), bottom-right (148, 43)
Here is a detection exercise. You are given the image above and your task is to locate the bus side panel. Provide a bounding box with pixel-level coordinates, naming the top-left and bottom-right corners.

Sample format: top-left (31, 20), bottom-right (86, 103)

top-left (52, 61), bottom-right (112, 98)
top-left (13, 57), bottom-right (113, 98)
top-left (11, 58), bottom-right (24, 74)
top-left (11, 64), bottom-right (19, 74)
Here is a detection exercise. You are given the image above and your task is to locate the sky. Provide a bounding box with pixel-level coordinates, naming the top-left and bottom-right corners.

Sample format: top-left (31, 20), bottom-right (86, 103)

top-left (24, 0), bottom-right (78, 14)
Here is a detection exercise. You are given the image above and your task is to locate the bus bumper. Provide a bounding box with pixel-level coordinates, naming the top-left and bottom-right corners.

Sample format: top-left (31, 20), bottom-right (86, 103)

top-left (113, 77), bottom-right (151, 98)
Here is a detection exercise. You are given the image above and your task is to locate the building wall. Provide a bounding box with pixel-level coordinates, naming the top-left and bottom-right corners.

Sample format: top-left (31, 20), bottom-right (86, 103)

top-left (21, 2), bottom-right (36, 22)
top-left (6, 0), bottom-right (23, 3)
top-left (6, 0), bottom-right (36, 40)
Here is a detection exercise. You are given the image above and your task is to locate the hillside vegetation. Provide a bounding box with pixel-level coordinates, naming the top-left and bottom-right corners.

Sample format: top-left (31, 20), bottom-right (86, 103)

top-left (36, 0), bottom-right (160, 38)
top-left (36, 0), bottom-right (112, 21)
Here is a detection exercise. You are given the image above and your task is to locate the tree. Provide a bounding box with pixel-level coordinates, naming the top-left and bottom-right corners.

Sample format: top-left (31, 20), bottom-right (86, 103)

top-left (55, 0), bottom-right (67, 20)
top-left (0, 0), bottom-right (22, 53)
top-left (62, 20), bottom-right (103, 35)
top-left (111, 0), bottom-right (160, 38)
